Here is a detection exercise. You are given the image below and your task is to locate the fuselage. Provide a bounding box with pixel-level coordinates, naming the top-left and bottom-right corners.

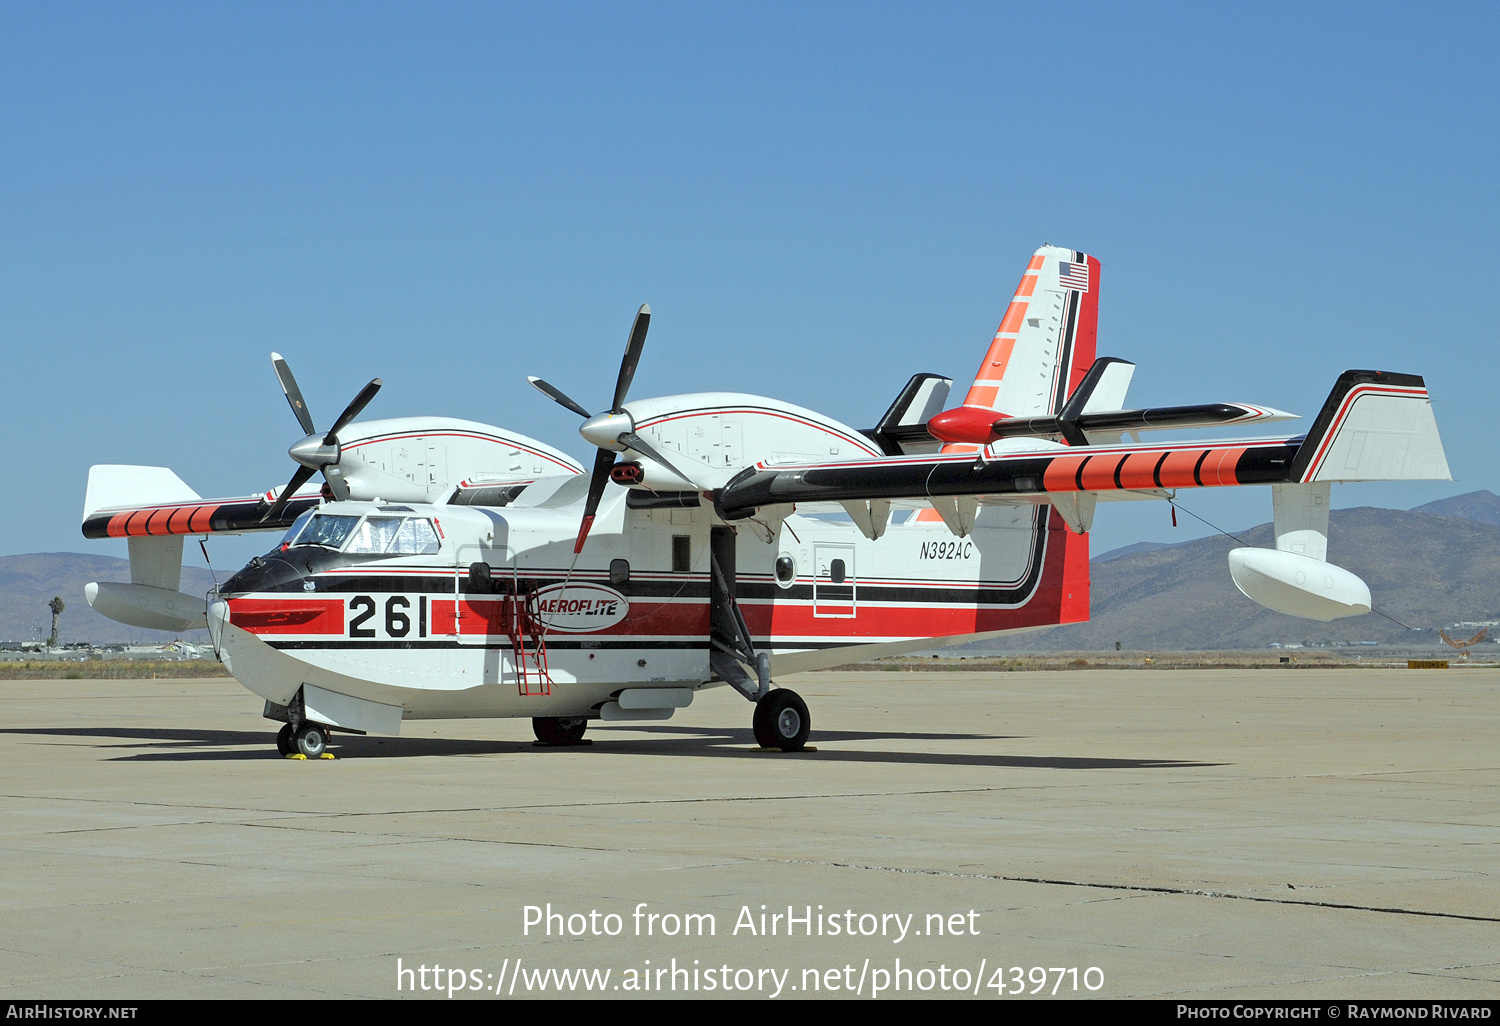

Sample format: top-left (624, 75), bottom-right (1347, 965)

top-left (208, 479), bottom-right (1086, 723)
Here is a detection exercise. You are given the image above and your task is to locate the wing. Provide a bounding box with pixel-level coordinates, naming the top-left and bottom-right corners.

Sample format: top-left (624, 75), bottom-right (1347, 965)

top-left (82, 465), bottom-right (317, 539)
top-left (720, 435), bottom-right (1300, 514)
top-left (719, 370), bottom-right (1449, 526)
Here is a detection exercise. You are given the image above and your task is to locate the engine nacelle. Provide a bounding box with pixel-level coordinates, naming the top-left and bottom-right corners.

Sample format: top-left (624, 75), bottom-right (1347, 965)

top-left (1227, 548), bottom-right (1370, 622)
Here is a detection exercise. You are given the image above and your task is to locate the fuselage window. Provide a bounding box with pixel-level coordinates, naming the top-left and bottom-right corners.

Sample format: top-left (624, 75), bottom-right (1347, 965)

top-left (294, 514), bottom-right (361, 550)
top-left (829, 559), bottom-right (847, 584)
top-left (389, 518), bottom-right (441, 555)
top-left (774, 554), bottom-right (796, 587)
top-left (672, 535), bottom-right (691, 573)
top-left (344, 516), bottom-right (405, 554)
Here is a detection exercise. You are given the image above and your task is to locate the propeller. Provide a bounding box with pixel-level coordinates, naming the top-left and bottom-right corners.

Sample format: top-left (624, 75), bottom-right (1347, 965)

top-left (528, 304), bottom-right (693, 552)
top-left (260, 353), bottom-right (382, 523)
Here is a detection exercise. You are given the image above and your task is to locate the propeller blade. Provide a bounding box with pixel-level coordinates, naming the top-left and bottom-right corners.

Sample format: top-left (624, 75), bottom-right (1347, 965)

top-left (610, 304), bottom-right (651, 415)
top-left (271, 353), bottom-right (317, 437)
top-left (619, 431), bottom-right (695, 487)
top-left (323, 378), bottom-right (382, 444)
top-left (527, 376), bottom-right (593, 419)
top-left (573, 447), bottom-right (619, 553)
top-left (261, 465), bottom-right (317, 523)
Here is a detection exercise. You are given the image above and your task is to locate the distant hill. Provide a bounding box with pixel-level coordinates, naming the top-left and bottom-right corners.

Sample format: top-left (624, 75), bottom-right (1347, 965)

top-left (1093, 540), bottom-right (1173, 563)
top-left (1411, 489), bottom-right (1500, 526)
top-left (992, 501), bottom-right (1500, 651)
top-left (0, 553), bottom-right (217, 645)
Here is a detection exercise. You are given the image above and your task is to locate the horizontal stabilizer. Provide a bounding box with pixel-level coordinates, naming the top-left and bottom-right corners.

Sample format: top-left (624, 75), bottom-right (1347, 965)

top-left (991, 401), bottom-right (1299, 442)
top-left (864, 373), bottom-right (952, 455)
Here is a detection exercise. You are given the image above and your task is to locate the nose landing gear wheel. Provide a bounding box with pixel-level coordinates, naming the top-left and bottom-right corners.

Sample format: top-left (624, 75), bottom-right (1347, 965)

top-left (294, 723), bottom-right (327, 758)
top-left (276, 723), bottom-right (295, 756)
top-left (533, 717), bottom-right (588, 746)
top-left (753, 689), bottom-right (810, 752)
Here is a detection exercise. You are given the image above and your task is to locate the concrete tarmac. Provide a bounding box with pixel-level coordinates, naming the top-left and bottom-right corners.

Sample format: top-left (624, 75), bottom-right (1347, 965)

top-left (1, 667), bottom-right (1497, 1000)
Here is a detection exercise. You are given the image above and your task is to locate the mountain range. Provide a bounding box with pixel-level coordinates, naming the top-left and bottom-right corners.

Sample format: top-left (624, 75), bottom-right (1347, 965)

top-left (998, 490), bottom-right (1500, 651)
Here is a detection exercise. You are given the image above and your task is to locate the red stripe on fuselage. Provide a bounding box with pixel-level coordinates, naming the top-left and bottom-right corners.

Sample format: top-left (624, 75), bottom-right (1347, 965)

top-left (228, 598), bottom-right (345, 635)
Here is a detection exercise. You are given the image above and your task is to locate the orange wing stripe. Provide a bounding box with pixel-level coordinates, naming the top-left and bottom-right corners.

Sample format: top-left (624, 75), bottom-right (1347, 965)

top-left (1044, 455), bottom-right (1088, 491)
top-left (122, 509), bottom-right (150, 537)
top-left (1079, 454), bottom-right (1123, 491)
top-left (145, 508), bottom-right (174, 536)
top-left (1117, 452), bottom-right (1161, 490)
top-left (1203, 446), bottom-right (1247, 486)
top-left (188, 505), bottom-right (217, 532)
top-left (1157, 450), bottom-right (1207, 489)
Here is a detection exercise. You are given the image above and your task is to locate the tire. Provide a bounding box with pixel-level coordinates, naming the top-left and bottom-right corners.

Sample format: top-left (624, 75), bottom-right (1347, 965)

top-left (752, 689), bottom-right (810, 752)
top-left (532, 716), bottom-right (588, 745)
top-left (294, 723), bottom-right (327, 758)
top-left (276, 723), bottom-right (295, 756)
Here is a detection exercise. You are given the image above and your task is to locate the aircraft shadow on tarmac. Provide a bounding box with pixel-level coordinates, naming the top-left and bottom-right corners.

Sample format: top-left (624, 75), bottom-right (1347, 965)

top-left (0, 726), bottom-right (1221, 771)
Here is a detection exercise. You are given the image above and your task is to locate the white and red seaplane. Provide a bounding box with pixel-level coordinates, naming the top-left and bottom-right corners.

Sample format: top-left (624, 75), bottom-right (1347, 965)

top-left (81, 246), bottom-right (1451, 756)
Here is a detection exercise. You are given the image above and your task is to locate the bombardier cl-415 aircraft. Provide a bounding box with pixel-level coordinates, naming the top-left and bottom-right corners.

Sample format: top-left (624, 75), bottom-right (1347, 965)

top-left (81, 246), bottom-right (1451, 757)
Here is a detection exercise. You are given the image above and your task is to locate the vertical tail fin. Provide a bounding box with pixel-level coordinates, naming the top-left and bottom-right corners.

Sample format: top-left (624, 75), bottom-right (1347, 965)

top-left (936, 246), bottom-right (1101, 451)
top-left (916, 245), bottom-right (1102, 525)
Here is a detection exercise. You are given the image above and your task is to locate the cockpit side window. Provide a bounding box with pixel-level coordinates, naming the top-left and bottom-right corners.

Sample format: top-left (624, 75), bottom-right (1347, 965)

top-left (344, 516), bottom-right (404, 554)
top-left (389, 518), bottom-right (441, 555)
top-left (278, 510), bottom-right (315, 549)
top-left (293, 514), bottom-right (361, 550)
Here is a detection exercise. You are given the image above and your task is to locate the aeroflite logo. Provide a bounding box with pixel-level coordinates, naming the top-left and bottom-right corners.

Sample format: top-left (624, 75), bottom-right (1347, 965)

top-left (532, 583), bottom-right (630, 633)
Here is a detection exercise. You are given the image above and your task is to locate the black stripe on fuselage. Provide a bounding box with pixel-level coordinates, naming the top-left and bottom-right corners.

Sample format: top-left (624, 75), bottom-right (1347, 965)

top-left (236, 577), bottom-right (1048, 607)
top-left (262, 638), bottom-right (869, 652)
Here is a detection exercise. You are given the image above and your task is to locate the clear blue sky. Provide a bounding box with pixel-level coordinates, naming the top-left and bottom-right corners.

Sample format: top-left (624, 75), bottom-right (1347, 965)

top-left (3, 2), bottom-right (1495, 570)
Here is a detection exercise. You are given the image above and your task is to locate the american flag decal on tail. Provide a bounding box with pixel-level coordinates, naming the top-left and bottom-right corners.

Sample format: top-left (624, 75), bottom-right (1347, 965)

top-left (1058, 261), bottom-right (1090, 291)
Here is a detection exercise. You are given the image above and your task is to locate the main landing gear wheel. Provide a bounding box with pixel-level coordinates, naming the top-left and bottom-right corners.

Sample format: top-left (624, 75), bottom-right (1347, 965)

top-left (753, 689), bottom-right (810, 752)
top-left (276, 723), bottom-right (295, 756)
top-left (533, 717), bottom-right (588, 746)
top-left (294, 723), bottom-right (327, 758)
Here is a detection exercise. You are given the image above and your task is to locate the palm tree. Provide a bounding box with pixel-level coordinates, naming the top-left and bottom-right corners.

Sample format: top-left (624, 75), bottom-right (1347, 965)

top-left (48, 596), bottom-right (65, 649)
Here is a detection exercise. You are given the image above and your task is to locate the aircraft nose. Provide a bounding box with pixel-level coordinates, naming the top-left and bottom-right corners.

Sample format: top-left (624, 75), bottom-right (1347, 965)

top-left (220, 554), bottom-right (307, 595)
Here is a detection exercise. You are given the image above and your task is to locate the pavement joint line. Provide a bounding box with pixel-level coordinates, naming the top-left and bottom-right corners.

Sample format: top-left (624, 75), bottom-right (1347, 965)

top-left (0, 786), bottom-right (1040, 816)
top-left (764, 858), bottom-right (1500, 923)
top-left (0, 793), bottom-right (339, 816)
top-left (240, 821), bottom-right (623, 853)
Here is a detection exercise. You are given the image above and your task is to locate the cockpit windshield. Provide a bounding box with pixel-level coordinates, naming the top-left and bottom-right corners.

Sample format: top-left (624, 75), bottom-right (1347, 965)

top-left (286, 513), bottom-right (440, 555)
top-left (292, 514), bottom-right (362, 550)
top-left (278, 509), bottom-right (315, 548)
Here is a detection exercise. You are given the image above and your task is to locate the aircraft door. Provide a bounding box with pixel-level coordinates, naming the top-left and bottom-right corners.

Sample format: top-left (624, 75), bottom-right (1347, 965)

top-left (813, 543), bottom-right (856, 618)
top-left (453, 543), bottom-right (513, 645)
